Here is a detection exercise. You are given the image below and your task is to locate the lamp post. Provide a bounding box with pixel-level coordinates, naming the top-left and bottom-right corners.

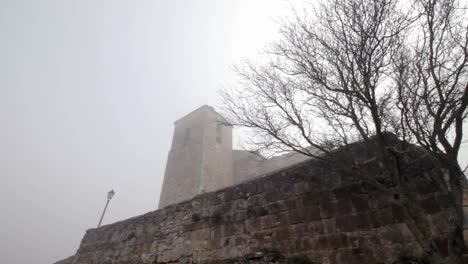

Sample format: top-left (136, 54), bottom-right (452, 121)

top-left (97, 189), bottom-right (115, 228)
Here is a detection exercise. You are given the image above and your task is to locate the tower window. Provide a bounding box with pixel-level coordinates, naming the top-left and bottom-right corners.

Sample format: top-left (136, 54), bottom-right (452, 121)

top-left (184, 128), bottom-right (191, 145)
top-left (216, 124), bottom-right (222, 144)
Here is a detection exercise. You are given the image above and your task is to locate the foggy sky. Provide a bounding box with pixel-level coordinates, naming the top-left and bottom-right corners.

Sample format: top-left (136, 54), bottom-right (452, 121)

top-left (1, 1), bottom-right (467, 264)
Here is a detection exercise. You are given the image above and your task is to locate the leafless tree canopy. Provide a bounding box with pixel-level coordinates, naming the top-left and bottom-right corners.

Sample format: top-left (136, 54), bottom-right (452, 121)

top-left (221, 0), bottom-right (468, 263)
top-left (396, 0), bottom-right (468, 158)
top-left (222, 0), bottom-right (467, 160)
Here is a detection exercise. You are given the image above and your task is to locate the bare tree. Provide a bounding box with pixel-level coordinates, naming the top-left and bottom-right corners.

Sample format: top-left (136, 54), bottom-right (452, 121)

top-left (221, 0), bottom-right (468, 263)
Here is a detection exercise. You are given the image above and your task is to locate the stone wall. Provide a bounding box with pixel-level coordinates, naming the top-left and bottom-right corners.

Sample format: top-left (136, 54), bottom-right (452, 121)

top-left (159, 105), bottom-right (234, 208)
top-left (232, 150), bottom-right (312, 185)
top-left (65, 150), bottom-right (454, 264)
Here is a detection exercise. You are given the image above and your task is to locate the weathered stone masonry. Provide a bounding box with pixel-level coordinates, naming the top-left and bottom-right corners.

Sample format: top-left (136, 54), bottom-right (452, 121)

top-left (158, 105), bottom-right (311, 208)
top-left (66, 150), bottom-right (455, 264)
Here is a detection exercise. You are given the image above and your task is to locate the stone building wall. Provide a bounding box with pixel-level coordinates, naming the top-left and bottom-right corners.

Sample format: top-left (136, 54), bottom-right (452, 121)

top-left (232, 150), bottom-right (312, 184)
top-left (158, 106), bottom-right (234, 208)
top-left (159, 105), bottom-right (315, 209)
top-left (232, 150), bottom-right (264, 184)
top-left (65, 150), bottom-right (455, 264)
top-left (200, 109), bottom-right (233, 194)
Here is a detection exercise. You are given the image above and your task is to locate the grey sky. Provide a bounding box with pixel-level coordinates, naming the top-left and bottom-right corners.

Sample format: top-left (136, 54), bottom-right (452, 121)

top-left (0, 1), bottom-right (303, 263)
top-left (1, 1), bottom-right (467, 264)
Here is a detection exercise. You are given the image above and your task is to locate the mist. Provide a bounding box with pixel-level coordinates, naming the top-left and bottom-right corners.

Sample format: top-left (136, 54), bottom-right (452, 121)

top-left (1, 1), bottom-right (467, 264)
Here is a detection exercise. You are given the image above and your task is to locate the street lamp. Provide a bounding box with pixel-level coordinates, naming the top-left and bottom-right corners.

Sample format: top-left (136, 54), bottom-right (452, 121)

top-left (97, 189), bottom-right (115, 228)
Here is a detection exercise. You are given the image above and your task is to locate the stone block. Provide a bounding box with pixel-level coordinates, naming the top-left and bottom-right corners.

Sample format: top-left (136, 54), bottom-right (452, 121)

top-left (259, 214), bottom-right (277, 229)
top-left (355, 212), bottom-right (371, 230)
top-left (200, 192), bottom-right (217, 207)
top-left (390, 203), bottom-right (407, 223)
top-left (284, 198), bottom-right (299, 210)
top-left (351, 194), bottom-right (370, 212)
top-left (225, 222), bottom-right (245, 236)
top-left (435, 194), bottom-right (449, 209)
top-left (246, 205), bottom-right (268, 218)
top-left (266, 200), bottom-right (288, 214)
top-left (421, 196), bottom-right (441, 214)
top-left (336, 198), bottom-right (353, 216)
top-left (246, 194), bottom-right (266, 207)
top-left (277, 184), bottom-right (296, 200)
top-left (220, 201), bottom-right (234, 214)
top-left (235, 235), bottom-right (250, 247)
top-left (308, 221), bottom-right (325, 234)
top-left (277, 211), bottom-right (289, 225)
top-left (294, 237), bottom-right (311, 252)
top-left (336, 215), bottom-right (355, 232)
top-left (327, 233), bottom-right (349, 249)
top-left (311, 235), bottom-right (330, 250)
top-left (207, 238), bottom-right (221, 250)
top-left (302, 192), bottom-right (321, 207)
top-left (395, 223), bottom-right (416, 241)
top-left (245, 218), bottom-right (261, 233)
top-left (266, 190), bottom-right (282, 203)
top-left (335, 248), bottom-right (377, 264)
top-left (332, 186), bottom-right (350, 200)
top-left (304, 205), bottom-right (321, 222)
top-left (369, 209), bottom-right (394, 228)
top-left (322, 218), bottom-right (337, 234)
top-left (369, 195), bottom-right (391, 210)
top-left (233, 198), bottom-right (248, 211)
top-left (241, 181), bottom-right (258, 196)
top-left (464, 206), bottom-right (468, 227)
top-left (191, 228), bottom-right (210, 241)
top-left (414, 178), bottom-right (439, 194)
top-left (380, 226), bottom-right (404, 244)
top-left (232, 211), bottom-right (248, 222)
top-left (209, 211), bottom-right (223, 226)
top-left (214, 192), bottom-right (225, 204)
top-left (223, 188), bottom-right (236, 201)
top-left (292, 223), bottom-right (308, 235)
top-left (278, 239), bottom-right (294, 254)
top-left (273, 226), bottom-right (294, 241)
top-left (433, 236), bottom-right (449, 256)
top-left (210, 225), bottom-right (225, 240)
top-left (289, 208), bottom-right (306, 224)
top-left (252, 230), bottom-right (273, 243)
top-left (182, 222), bottom-right (199, 233)
top-left (294, 182), bottom-right (308, 195)
top-left (335, 213), bottom-right (370, 232)
top-left (429, 211), bottom-right (449, 234)
top-left (320, 200), bottom-right (337, 219)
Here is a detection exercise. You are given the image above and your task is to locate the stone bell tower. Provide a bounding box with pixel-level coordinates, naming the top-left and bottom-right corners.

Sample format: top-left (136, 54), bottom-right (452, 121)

top-left (158, 105), bottom-right (234, 208)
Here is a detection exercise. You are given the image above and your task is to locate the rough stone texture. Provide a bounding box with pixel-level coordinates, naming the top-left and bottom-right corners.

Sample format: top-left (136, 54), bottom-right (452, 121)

top-left (64, 148), bottom-right (455, 264)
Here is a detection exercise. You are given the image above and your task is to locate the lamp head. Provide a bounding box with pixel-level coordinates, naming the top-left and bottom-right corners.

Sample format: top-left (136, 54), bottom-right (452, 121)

top-left (107, 189), bottom-right (115, 200)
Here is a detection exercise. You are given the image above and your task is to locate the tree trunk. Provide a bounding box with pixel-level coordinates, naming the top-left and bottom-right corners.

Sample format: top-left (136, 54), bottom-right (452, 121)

top-left (396, 190), bottom-right (446, 263)
top-left (446, 163), bottom-right (465, 264)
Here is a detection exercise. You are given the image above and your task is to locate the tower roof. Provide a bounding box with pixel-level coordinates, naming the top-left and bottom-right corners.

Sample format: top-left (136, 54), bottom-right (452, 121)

top-left (174, 105), bottom-right (228, 125)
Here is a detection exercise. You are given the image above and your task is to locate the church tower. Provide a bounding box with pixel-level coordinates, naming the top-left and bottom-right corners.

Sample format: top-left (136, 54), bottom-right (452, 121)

top-left (158, 105), bottom-right (234, 208)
